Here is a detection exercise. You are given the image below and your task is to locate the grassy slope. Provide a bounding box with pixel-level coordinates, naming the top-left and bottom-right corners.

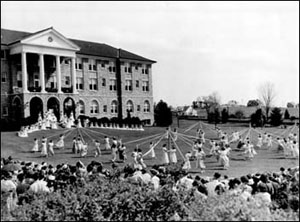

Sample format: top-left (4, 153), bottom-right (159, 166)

top-left (1, 119), bottom-right (299, 178)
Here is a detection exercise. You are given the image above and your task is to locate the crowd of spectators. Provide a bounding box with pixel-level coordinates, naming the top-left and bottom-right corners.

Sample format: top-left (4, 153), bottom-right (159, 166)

top-left (1, 155), bottom-right (299, 215)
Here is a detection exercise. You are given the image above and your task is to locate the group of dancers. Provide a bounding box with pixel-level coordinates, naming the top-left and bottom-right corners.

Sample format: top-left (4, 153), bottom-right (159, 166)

top-left (28, 121), bottom-right (298, 173)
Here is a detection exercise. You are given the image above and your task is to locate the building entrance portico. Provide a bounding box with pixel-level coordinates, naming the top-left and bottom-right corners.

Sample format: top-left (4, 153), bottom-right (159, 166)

top-left (9, 27), bottom-right (80, 95)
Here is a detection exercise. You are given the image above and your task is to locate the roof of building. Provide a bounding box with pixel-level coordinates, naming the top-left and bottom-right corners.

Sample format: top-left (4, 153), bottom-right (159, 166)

top-left (1, 28), bottom-right (156, 63)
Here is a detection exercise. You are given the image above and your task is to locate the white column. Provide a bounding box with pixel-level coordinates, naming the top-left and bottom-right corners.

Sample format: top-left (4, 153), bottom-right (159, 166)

top-left (71, 57), bottom-right (77, 94)
top-left (39, 54), bottom-right (46, 93)
top-left (56, 55), bottom-right (62, 93)
top-left (21, 52), bottom-right (29, 93)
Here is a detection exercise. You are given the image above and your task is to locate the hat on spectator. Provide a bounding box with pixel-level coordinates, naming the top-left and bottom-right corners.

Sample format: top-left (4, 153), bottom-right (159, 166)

top-left (48, 175), bottom-right (55, 181)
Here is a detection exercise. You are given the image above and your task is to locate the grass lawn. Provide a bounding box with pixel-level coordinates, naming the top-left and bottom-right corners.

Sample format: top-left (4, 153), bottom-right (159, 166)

top-left (1, 119), bottom-right (299, 178)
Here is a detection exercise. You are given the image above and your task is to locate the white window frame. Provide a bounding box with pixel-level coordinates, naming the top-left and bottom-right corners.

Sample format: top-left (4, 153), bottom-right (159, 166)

top-left (126, 101), bottom-right (134, 112)
top-left (144, 101), bottom-right (150, 113)
top-left (90, 100), bottom-right (99, 114)
top-left (111, 101), bottom-right (118, 113)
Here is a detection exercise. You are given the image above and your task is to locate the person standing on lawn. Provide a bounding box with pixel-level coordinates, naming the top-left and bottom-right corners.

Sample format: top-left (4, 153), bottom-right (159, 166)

top-left (162, 144), bottom-right (170, 165)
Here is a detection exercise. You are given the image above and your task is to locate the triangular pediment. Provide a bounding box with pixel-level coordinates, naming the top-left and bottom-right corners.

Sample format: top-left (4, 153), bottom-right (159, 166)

top-left (20, 27), bottom-right (80, 51)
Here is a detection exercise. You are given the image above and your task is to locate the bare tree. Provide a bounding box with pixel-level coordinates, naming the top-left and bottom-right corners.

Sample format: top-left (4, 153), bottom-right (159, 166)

top-left (258, 82), bottom-right (276, 122)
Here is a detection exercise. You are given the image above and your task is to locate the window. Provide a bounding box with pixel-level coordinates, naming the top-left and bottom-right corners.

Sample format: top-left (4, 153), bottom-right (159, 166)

top-left (103, 105), bottom-right (107, 113)
top-left (89, 59), bottom-right (97, 71)
top-left (78, 101), bottom-right (85, 114)
top-left (17, 72), bottom-right (22, 87)
top-left (102, 78), bottom-right (106, 87)
top-left (64, 59), bottom-right (70, 65)
top-left (144, 101), bottom-right (150, 113)
top-left (49, 75), bottom-right (56, 88)
top-left (125, 67), bottom-right (127, 73)
top-left (126, 100), bottom-right (134, 112)
top-left (136, 80), bottom-right (139, 88)
top-left (125, 80), bottom-right (132, 91)
top-left (65, 76), bottom-right (70, 86)
top-left (137, 105), bottom-right (141, 112)
top-left (2, 106), bottom-right (8, 116)
top-left (128, 67), bottom-right (132, 73)
top-left (1, 72), bottom-right (7, 83)
top-left (135, 65), bottom-right (138, 70)
top-left (90, 100), bottom-right (99, 114)
top-left (113, 67), bottom-right (116, 72)
top-left (34, 74), bottom-right (39, 87)
top-left (75, 57), bottom-right (82, 70)
top-left (89, 72), bottom-right (98, 90)
top-left (142, 81), bottom-right (149, 92)
top-left (142, 69), bottom-right (145, 74)
top-left (108, 66), bottom-right (112, 72)
top-left (109, 79), bottom-right (117, 91)
top-left (145, 68), bottom-right (149, 74)
top-left (111, 100), bottom-right (118, 113)
top-left (76, 77), bottom-right (84, 90)
top-left (1, 50), bottom-right (6, 60)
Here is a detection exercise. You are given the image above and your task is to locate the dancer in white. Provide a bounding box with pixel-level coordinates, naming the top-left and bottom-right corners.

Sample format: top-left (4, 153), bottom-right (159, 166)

top-left (218, 146), bottom-right (231, 169)
top-left (111, 139), bottom-right (118, 162)
top-left (76, 137), bottom-right (83, 154)
top-left (81, 142), bottom-right (88, 157)
top-left (55, 134), bottom-right (65, 149)
top-left (195, 147), bottom-right (206, 172)
top-left (256, 134), bottom-right (263, 149)
top-left (266, 135), bottom-right (273, 149)
top-left (169, 146), bottom-right (177, 164)
top-left (162, 144), bottom-right (169, 165)
top-left (244, 141), bottom-right (256, 160)
top-left (104, 136), bottom-right (111, 150)
top-left (263, 133), bottom-right (268, 145)
top-left (182, 151), bottom-right (192, 171)
top-left (31, 138), bottom-right (39, 152)
top-left (291, 140), bottom-right (299, 159)
top-left (94, 140), bottom-right (101, 157)
top-left (136, 148), bottom-right (146, 169)
top-left (48, 140), bottom-right (55, 156)
top-left (173, 128), bottom-right (178, 141)
top-left (40, 137), bottom-right (48, 157)
top-left (72, 137), bottom-right (77, 154)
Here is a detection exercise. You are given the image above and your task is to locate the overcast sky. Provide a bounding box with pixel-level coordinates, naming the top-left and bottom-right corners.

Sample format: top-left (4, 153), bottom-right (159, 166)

top-left (1, 1), bottom-right (299, 107)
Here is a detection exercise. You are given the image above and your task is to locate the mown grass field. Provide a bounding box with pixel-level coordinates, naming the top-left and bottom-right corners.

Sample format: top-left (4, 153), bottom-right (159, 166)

top-left (1, 118), bottom-right (299, 178)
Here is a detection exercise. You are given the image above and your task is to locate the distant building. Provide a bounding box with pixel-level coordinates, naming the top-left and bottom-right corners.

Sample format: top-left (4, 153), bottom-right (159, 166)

top-left (1, 27), bottom-right (156, 125)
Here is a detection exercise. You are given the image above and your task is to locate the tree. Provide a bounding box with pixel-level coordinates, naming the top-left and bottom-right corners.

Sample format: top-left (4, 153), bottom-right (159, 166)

top-left (202, 91), bottom-right (221, 115)
top-left (270, 107), bottom-right (283, 126)
top-left (284, 109), bottom-right (290, 120)
top-left (235, 110), bottom-right (244, 120)
top-left (221, 108), bottom-right (229, 123)
top-left (247, 99), bottom-right (262, 107)
top-left (258, 82), bottom-right (276, 122)
top-left (287, 102), bottom-right (295, 108)
top-left (154, 100), bottom-right (173, 127)
top-left (208, 107), bottom-right (220, 125)
top-left (250, 108), bottom-right (265, 127)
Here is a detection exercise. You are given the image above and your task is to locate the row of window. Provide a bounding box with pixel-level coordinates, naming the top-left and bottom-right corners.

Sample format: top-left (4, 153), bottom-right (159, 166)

top-left (75, 58), bottom-right (151, 74)
top-left (77, 100), bottom-right (151, 115)
top-left (76, 77), bottom-right (149, 92)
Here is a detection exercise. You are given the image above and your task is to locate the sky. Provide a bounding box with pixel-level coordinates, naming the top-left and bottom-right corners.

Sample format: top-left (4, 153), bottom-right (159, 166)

top-left (1, 1), bottom-right (299, 107)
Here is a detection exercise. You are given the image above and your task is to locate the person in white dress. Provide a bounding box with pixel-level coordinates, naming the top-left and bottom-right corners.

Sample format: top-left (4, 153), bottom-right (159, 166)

top-left (94, 140), bottom-right (101, 157)
top-left (266, 135), bottom-right (273, 149)
top-left (162, 144), bottom-right (169, 165)
top-left (263, 133), bottom-right (268, 145)
top-left (131, 148), bottom-right (139, 169)
top-left (172, 128), bottom-right (178, 141)
top-left (104, 136), bottom-right (111, 150)
top-left (182, 152), bottom-right (192, 171)
top-left (218, 146), bottom-right (231, 169)
top-left (169, 146), bottom-right (177, 164)
top-left (136, 149), bottom-right (146, 169)
top-left (81, 143), bottom-right (88, 157)
top-left (256, 134), bottom-right (263, 149)
top-left (111, 139), bottom-right (118, 162)
top-left (48, 140), bottom-right (55, 156)
top-left (31, 138), bottom-right (39, 152)
top-left (195, 147), bottom-right (206, 172)
top-left (40, 137), bottom-right (48, 157)
top-left (76, 137), bottom-right (83, 154)
top-left (291, 140), bottom-right (299, 159)
top-left (244, 141), bottom-right (256, 160)
top-left (55, 134), bottom-right (65, 149)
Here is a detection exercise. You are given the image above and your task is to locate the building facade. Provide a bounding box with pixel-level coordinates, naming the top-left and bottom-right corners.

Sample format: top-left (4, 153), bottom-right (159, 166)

top-left (1, 27), bottom-right (155, 126)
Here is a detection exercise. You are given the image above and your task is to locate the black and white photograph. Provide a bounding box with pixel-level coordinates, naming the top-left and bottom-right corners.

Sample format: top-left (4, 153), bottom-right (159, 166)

top-left (1, 1), bottom-right (299, 221)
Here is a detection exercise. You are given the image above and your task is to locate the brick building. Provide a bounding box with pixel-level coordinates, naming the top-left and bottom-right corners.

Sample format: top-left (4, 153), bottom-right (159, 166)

top-left (1, 27), bottom-right (155, 127)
